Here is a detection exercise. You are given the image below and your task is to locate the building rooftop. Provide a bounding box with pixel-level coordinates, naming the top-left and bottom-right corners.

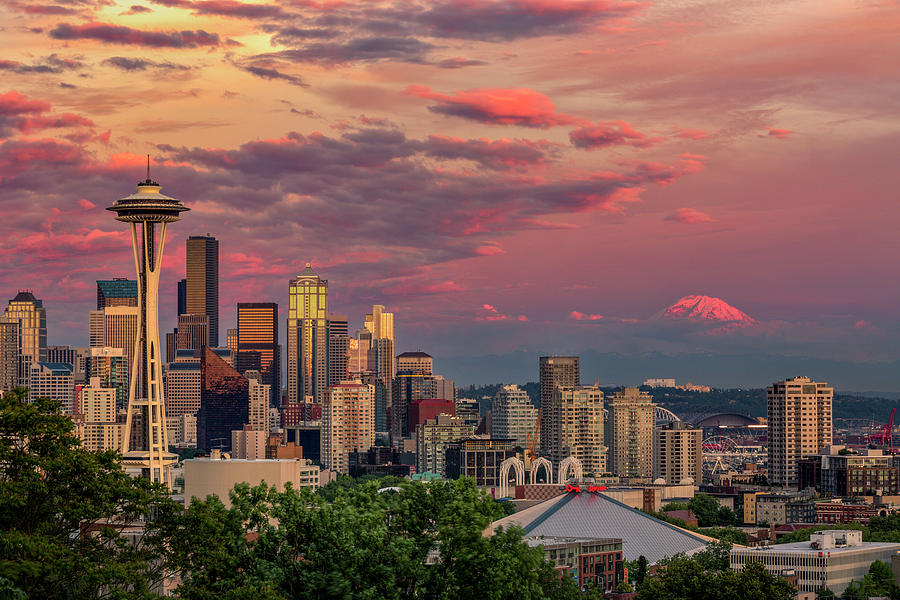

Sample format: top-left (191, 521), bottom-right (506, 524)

top-left (737, 541), bottom-right (900, 555)
top-left (488, 489), bottom-right (713, 564)
top-left (11, 291), bottom-right (39, 303)
top-left (36, 362), bottom-right (73, 374)
top-left (397, 351), bottom-right (432, 358)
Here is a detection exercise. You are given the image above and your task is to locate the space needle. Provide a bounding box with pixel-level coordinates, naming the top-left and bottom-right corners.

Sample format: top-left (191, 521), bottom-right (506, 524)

top-left (108, 160), bottom-right (188, 488)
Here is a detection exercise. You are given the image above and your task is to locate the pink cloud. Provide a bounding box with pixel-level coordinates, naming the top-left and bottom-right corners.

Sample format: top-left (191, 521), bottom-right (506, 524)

top-left (403, 85), bottom-right (577, 128)
top-left (672, 127), bottom-right (712, 140)
top-left (49, 22), bottom-right (221, 48)
top-left (77, 199), bottom-right (96, 210)
top-left (569, 121), bottom-right (661, 150)
top-left (664, 207), bottom-right (715, 224)
top-left (765, 128), bottom-right (793, 140)
top-left (570, 310), bottom-right (604, 320)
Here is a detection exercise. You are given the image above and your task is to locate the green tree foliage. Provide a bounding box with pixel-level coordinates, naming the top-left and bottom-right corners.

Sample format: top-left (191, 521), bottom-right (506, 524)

top-left (163, 478), bottom-right (580, 600)
top-left (698, 526), bottom-right (749, 545)
top-left (636, 559), bottom-right (794, 600)
top-left (688, 494), bottom-right (723, 527)
top-left (660, 501), bottom-right (689, 512)
top-left (815, 587), bottom-right (836, 599)
top-left (0, 388), bottom-right (178, 599)
top-left (634, 555), bottom-right (649, 585)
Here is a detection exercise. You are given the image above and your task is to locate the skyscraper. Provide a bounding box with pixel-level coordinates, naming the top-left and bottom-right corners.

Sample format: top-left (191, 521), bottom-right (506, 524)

top-left (89, 306), bottom-right (139, 370)
top-left (177, 278), bottom-right (187, 316)
top-left (3, 291), bottom-right (47, 385)
top-left (175, 313), bottom-right (210, 352)
top-left (85, 347), bottom-right (129, 411)
top-left (396, 351), bottom-right (432, 375)
top-left (164, 350), bottom-right (202, 417)
top-left (28, 361), bottom-right (74, 413)
top-left (327, 314), bottom-right (349, 388)
top-left (365, 304), bottom-right (394, 375)
top-left (185, 235), bottom-right (219, 347)
top-left (321, 380), bottom-right (375, 473)
top-left (539, 356), bottom-right (579, 456)
top-left (236, 302), bottom-right (279, 405)
top-left (197, 346), bottom-right (248, 451)
top-left (108, 170), bottom-right (188, 488)
top-left (605, 387), bottom-right (656, 479)
top-left (767, 376), bottom-right (833, 487)
top-left (653, 421), bottom-right (703, 485)
top-left (492, 384), bottom-right (537, 448)
top-left (0, 320), bottom-right (18, 393)
top-left (245, 370), bottom-right (271, 433)
top-left (287, 263), bottom-right (328, 403)
top-left (545, 385), bottom-right (605, 476)
top-left (96, 278), bottom-right (137, 309)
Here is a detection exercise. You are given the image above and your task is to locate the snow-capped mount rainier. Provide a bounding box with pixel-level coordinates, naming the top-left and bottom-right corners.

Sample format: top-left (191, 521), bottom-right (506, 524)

top-left (654, 295), bottom-right (757, 325)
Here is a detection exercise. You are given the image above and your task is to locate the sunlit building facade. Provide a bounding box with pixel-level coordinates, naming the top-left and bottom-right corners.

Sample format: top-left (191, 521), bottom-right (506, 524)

top-left (287, 264), bottom-right (328, 403)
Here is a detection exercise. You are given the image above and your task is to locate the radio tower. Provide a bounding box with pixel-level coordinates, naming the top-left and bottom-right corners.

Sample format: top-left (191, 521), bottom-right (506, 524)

top-left (108, 158), bottom-right (188, 488)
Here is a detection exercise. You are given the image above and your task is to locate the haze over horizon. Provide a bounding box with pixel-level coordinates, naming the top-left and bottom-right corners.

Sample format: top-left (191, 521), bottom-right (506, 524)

top-left (1, 0), bottom-right (898, 391)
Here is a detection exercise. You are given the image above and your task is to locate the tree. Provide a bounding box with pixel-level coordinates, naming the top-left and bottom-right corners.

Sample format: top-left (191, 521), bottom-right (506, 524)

top-left (0, 388), bottom-right (178, 599)
top-left (636, 558), bottom-right (794, 600)
top-left (688, 494), bottom-right (721, 527)
top-left (815, 587), bottom-right (835, 599)
top-left (163, 477), bottom-right (580, 600)
top-left (634, 555), bottom-right (649, 586)
top-left (692, 540), bottom-right (732, 572)
top-left (615, 581), bottom-right (634, 593)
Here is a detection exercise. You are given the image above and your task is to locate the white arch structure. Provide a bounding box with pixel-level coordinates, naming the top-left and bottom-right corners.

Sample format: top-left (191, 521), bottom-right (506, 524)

top-left (499, 456), bottom-right (525, 498)
top-left (655, 406), bottom-right (681, 423)
top-left (558, 456), bottom-right (583, 483)
top-left (530, 457), bottom-right (553, 485)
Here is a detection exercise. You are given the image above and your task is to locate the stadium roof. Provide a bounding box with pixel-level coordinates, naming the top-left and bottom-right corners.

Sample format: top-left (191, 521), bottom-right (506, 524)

top-left (488, 490), bottom-right (712, 564)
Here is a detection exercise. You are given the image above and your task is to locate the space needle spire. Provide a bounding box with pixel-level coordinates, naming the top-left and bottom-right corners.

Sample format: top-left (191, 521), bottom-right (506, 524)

top-left (108, 161), bottom-right (188, 489)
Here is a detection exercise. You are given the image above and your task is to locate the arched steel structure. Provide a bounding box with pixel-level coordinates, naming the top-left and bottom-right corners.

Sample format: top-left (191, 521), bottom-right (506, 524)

top-left (558, 456), bottom-right (583, 483)
top-left (530, 457), bottom-right (553, 485)
top-left (499, 456), bottom-right (525, 498)
top-left (654, 406), bottom-right (681, 423)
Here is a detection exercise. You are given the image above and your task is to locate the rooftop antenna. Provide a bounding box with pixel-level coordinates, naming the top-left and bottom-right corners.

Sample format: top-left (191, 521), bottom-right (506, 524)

top-left (146, 154), bottom-right (150, 180)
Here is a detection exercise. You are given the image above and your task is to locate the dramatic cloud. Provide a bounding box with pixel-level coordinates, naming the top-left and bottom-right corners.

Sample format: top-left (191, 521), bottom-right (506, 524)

top-left (230, 60), bottom-right (307, 86)
top-left (256, 37), bottom-right (435, 65)
top-left (0, 54), bottom-right (84, 74)
top-left (49, 22), bottom-right (221, 48)
top-left (0, 92), bottom-right (95, 137)
top-left (569, 121), bottom-right (660, 150)
top-left (404, 86), bottom-right (576, 127)
top-left (190, 0), bottom-right (286, 19)
top-left (417, 135), bottom-right (557, 169)
top-left (570, 311), bottom-right (604, 320)
top-left (102, 57), bottom-right (192, 71)
top-left (664, 207), bottom-right (715, 225)
top-left (434, 57), bottom-right (488, 69)
top-left (766, 128), bottom-right (793, 140)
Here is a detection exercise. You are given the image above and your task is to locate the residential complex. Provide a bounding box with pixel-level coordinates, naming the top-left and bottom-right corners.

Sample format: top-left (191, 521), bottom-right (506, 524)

top-left (321, 381), bottom-right (375, 474)
top-left (767, 376), bottom-right (833, 486)
top-left (491, 384), bottom-right (536, 448)
top-left (605, 387), bottom-right (655, 479)
top-left (539, 356), bottom-right (579, 456)
top-left (545, 385), bottom-right (606, 476)
top-left (653, 421), bottom-right (703, 485)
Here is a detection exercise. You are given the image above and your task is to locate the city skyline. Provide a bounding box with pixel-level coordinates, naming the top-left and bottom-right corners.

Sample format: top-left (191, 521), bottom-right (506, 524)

top-left (1, 0), bottom-right (898, 390)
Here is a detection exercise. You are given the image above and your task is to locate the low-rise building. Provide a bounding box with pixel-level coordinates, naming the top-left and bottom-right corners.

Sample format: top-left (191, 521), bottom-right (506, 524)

top-left (799, 447), bottom-right (899, 497)
top-left (183, 456), bottom-right (321, 507)
top-left (757, 492), bottom-right (815, 526)
top-left (445, 438), bottom-right (516, 487)
top-left (815, 500), bottom-right (887, 525)
top-left (731, 530), bottom-right (900, 595)
top-left (415, 414), bottom-right (474, 475)
top-left (527, 536), bottom-right (623, 592)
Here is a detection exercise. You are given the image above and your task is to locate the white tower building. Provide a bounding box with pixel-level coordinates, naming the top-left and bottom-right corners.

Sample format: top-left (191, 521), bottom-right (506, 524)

top-left (107, 165), bottom-right (188, 488)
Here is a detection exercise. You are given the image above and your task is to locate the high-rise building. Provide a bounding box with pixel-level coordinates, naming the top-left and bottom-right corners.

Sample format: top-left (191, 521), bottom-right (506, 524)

top-left (164, 349), bottom-right (202, 417)
top-left (0, 320), bottom-right (18, 393)
top-left (348, 331), bottom-right (370, 375)
top-left (397, 351), bottom-right (432, 375)
top-left (185, 235), bottom-right (219, 347)
top-left (85, 347), bottom-right (129, 411)
top-left (197, 347), bottom-right (248, 452)
top-left (287, 263), bottom-right (328, 403)
top-left (767, 376), bottom-right (833, 487)
top-left (177, 278), bottom-right (187, 316)
top-left (365, 304), bottom-right (394, 343)
top-left (605, 387), bottom-right (655, 479)
top-left (653, 421), bottom-right (703, 485)
top-left (96, 278), bottom-right (137, 309)
top-left (245, 370), bottom-right (271, 433)
top-left (89, 306), bottom-right (139, 370)
top-left (231, 426), bottom-right (268, 459)
top-left (539, 356), bottom-right (579, 456)
top-left (236, 302), bottom-right (279, 405)
top-left (28, 361), bottom-right (74, 414)
top-left (415, 414), bottom-right (474, 475)
top-left (321, 380), bottom-right (375, 474)
top-left (46, 345), bottom-right (89, 384)
top-left (492, 384), bottom-right (537, 448)
top-left (365, 305), bottom-right (394, 375)
top-left (175, 313), bottom-right (210, 352)
top-left (3, 291), bottom-right (47, 385)
top-left (108, 171), bottom-right (188, 487)
top-left (455, 397), bottom-right (481, 430)
top-left (73, 378), bottom-right (122, 452)
top-left (226, 328), bottom-right (238, 352)
top-left (545, 385), bottom-right (605, 476)
top-left (327, 315), bottom-right (350, 388)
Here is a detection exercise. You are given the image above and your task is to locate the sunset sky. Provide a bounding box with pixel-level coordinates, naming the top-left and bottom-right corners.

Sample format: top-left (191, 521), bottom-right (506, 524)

top-left (1, 0), bottom-right (898, 388)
